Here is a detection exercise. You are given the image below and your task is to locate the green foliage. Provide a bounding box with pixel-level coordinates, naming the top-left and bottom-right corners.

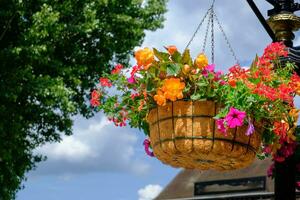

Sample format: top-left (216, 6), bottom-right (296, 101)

top-left (0, 0), bottom-right (167, 199)
top-left (93, 47), bottom-right (226, 137)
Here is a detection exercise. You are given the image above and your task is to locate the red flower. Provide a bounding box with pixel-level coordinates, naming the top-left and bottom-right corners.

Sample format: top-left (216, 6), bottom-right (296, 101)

top-left (252, 83), bottom-right (277, 101)
top-left (273, 121), bottom-right (289, 138)
top-left (90, 90), bottom-right (100, 107)
top-left (263, 42), bottom-right (288, 60)
top-left (278, 84), bottom-right (293, 103)
top-left (130, 93), bottom-right (140, 100)
top-left (100, 77), bottom-right (112, 87)
top-left (130, 65), bottom-right (141, 77)
top-left (111, 64), bottom-right (123, 74)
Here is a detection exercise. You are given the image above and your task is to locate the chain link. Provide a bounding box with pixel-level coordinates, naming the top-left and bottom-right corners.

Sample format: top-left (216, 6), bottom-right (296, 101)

top-left (210, 8), bottom-right (215, 64)
top-left (213, 11), bottom-right (239, 65)
top-left (185, 0), bottom-right (239, 65)
top-left (185, 8), bottom-right (211, 50)
top-left (202, 10), bottom-right (212, 53)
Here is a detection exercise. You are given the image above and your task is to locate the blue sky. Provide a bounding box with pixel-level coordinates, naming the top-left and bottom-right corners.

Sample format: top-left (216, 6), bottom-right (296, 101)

top-left (17, 0), bottom-right (300, 200)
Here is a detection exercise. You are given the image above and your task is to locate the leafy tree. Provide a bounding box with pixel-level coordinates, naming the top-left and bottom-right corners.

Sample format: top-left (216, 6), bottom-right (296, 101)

top-left (0, 0), bottom-right (167, 199)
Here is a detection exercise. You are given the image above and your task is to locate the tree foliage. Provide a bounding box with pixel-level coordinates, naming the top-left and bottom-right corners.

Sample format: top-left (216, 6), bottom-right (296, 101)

top-left (0, 0), bottom-right (167, 199)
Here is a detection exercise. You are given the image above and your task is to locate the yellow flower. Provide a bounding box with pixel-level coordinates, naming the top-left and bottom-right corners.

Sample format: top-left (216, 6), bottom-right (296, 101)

top-left (134, 47), bottom-right (154, 69)
top-left (154, 90), bottom-right (166, 106)
top-left (195, 53), bottom-right (208, 69)
top-left (162, 78), bottom-right (185, 102)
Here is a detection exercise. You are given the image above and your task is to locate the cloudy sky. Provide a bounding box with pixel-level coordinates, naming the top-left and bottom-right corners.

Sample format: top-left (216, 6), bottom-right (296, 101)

top-left (17, 0), bottom-right (300, 200)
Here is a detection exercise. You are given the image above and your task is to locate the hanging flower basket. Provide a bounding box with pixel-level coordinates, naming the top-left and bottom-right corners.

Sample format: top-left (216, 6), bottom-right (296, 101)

top-left (90, 42), bottom-right (300, 171)
top-left (147, 100), bottom-right (261, 170)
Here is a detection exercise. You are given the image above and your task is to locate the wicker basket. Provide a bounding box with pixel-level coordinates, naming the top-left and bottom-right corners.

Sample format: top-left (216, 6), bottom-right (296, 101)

top-left (147, 100), bottom-right (262, 171)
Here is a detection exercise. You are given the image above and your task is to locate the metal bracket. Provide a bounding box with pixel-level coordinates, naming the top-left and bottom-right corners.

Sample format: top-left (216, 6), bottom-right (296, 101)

top-left (246, 0), bottom-right (276, 41)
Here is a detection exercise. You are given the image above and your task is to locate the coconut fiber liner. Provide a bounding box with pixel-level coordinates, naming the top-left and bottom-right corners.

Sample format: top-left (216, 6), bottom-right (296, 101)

top-left (147, 100), bottom-right (262, 171)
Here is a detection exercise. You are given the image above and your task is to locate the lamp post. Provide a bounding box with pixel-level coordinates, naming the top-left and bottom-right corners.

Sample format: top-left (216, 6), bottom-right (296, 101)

top-left (247, 0), bottom-right (300, 199)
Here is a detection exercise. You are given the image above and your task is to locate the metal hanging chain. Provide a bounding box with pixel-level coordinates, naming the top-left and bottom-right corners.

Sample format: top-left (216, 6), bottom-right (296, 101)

top-left (212, 11), bottom-right (240, 65)
top-left (201, 10), bottom-right (212, 53)
top-left (185, 0), bottom-right (215, 50)
top-left (210, 7), bottom-right (215, 64)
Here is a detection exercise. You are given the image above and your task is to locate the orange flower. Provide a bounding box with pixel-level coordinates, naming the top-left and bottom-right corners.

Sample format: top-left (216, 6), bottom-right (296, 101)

top-left (195, 53), bottom-right (208, 69)
top-left (162, 78), bottom-right (185, 101)
top-left (228, 78), bottom-right (236, 87)
top-left (134, 47), bottom-right (154, 69)
top-left (166, 45), bottom-right (177, 55)
top-left (138, 100), bottom-right (145, 111)
top-left (154, 90), bottom-right (166, 106)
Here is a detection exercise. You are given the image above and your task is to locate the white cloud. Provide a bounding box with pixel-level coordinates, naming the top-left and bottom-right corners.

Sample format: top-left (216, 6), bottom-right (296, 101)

top-left (32, 114), bottom-right (150, 176)
top-left (138, 184), bottom-right (163, 200)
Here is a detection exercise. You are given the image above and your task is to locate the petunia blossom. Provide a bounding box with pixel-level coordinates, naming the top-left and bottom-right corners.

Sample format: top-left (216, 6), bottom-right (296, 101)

top-left (202, 64), bottom-right (215, 77)
top-left (127, 76), bottom-right (136, 84)
top-left (225, 107), bottom-right (246, 128)
top-left (143, 139), bottom-right (154, 157)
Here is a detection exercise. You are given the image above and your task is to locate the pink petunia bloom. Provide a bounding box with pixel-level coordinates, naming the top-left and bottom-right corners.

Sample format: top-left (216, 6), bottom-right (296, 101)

top-left (216, 118), bottom-right (227, 135)
top-left (127, 76), bottom-right (136, 84)
top-left (202, 64), bottom-right (215, 77)
top-left (225, 107), bottom-right (246, 128)
top-left (143, 139), bottom-right (154, 157)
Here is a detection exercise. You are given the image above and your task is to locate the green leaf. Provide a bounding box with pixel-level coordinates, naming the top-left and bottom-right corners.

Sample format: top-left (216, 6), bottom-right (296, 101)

top-left (167, 63), bottom-right (181, 76)
top-left (190, 93), bottom-right (201, 100)
top-left (182, 49), bottom-right (193, 66)
top-left (153, 48), bottom-right (170, 61)
top-left (250, 54), bottom-right (259, 69)
top-left (171, 51), bottom-right (182, 63)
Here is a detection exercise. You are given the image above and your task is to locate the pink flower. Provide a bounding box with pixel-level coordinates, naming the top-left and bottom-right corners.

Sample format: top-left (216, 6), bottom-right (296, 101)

top-left (127, 76), bottom-right (136, 84)
top-left (214, 70), bottom-right (223, 81)
top-left (202, 64), bottom-right (215, 77)
top-left (225, 107), bottom-right (246, 128)
top-left (263, 146), bottom-right (272, 154)
top-left (216, 118), bottom-right (227, 135)
top-left (143, 139), bottom-right (154, 157)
